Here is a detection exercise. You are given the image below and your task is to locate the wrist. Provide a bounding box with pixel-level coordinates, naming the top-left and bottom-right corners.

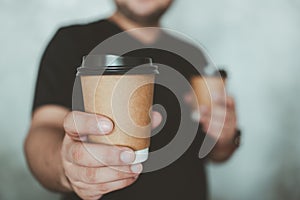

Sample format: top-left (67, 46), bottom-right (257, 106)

top-left (209, 129), bottom-right (241, 162)
top-left (215, 129), bottom-right (241, 149)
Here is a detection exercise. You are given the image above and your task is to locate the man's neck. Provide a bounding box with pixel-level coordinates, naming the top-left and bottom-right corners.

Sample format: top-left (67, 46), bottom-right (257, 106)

top-left (109, 11), bottom-right (162, 44)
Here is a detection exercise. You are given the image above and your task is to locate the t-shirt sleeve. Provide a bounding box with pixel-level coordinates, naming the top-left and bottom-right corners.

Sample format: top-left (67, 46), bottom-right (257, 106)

top-left (32, 28), bottom-right (76, 113)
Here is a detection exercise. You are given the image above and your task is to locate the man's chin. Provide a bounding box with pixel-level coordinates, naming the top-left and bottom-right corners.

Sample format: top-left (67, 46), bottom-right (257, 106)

top-left (117, 4), bottom-right (167, 26)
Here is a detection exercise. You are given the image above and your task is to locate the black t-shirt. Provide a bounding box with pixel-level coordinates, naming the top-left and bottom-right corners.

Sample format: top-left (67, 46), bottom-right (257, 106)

top-left (33, 19), bottom-right (208, 200)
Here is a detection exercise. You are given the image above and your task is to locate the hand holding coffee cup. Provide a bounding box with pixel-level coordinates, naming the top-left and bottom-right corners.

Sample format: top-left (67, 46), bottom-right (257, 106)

top-left (61, 110), bottom-right (162, 200)
top-left (77, 55), bottom-right (159, 164)
top-left (190, 70), bottom-right (238, 145)
top-left (61, 111), bottom-right (140, 200)
top-left (190, 70), bottom-right (227, 122)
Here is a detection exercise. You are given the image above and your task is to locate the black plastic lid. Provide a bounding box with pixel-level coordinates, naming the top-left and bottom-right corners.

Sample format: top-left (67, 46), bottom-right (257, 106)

top-left (77, 55), bottom-right (159, 76)
top-left (217, 69), bottom-right (227, 79)
top-left (204, 69), bottom-right (227, 78)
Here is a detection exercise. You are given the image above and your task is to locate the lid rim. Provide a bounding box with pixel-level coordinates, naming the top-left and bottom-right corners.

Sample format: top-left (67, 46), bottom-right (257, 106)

top-left (77, 55), bottom-right (159, 76)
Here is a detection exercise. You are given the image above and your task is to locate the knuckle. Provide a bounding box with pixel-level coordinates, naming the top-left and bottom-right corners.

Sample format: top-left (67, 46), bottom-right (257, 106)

top-left (73, 187), bottom-right (87, 200)
top-left (63, 112), bottom-right (74, 132)
top-left (71, 144), bottom-right (83, 163)
top-left (83, 168), bottom-right (97, 183)
top-left (98, 183), bottom-right (110, 194)
top-left (219, 131), bottom-right (231, 142)
top-left (61, 142), bottom-right (67, 157)
top-left (225, 114), bottom-right (236, 125)
top-left (115, 168), bottom-right (127, 179)
top-left (75, 187), bottom-right (101, 200)
top-left (86, 115), bottom-right (96, 128)
top-left (227, 96), bottom-right (233, 102)
top-left (125, 178), bottom-right (136, 187)
top-left (71, 180), bottom-right (85, 189)
top-left (63, 121), bottom-right (71, 133)
top-left (85, 114), bottom-right (100, 133)
top-left (232, 118), bottom-right (237, 126)
top-left (95, 195), bottom-right (103, 200)
top-left (63, 161), bottom-right (73, 177)
top-left (225, 115), bottom-right (231, 123)
top-left (86, 195), bottom-right (102, 200)
top-left (100, 148), bottom-right (118, 165)
top-left (80, 194), bottom-right (96, 200)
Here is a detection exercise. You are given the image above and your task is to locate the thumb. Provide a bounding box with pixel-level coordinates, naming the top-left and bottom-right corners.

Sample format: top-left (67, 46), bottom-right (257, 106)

top-left (151, 111), bottom-right (162, 129)
top-left (64, 111), bottom-right (114, 141)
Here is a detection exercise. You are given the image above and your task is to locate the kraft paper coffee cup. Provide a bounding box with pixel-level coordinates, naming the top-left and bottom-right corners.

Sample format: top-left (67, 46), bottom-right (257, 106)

top-left (190, 70), bottom-right (227, 121)
top-left (76, 55), bottom-right (159, 163)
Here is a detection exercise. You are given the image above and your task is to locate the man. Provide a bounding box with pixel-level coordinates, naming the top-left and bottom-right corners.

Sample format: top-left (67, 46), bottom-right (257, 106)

top-left (24, 0), bottom-right (239, 199)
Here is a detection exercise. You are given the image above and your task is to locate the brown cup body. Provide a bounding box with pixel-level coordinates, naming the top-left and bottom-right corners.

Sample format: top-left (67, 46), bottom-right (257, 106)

top-left (191, 76), bottom-right (226, 110)
top-left (81, 74), bottom-right (154, 151)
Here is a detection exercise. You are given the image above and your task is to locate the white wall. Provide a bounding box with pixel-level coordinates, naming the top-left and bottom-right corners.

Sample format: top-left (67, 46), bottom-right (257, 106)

top-left (1, 0), bottom-right (299, 199)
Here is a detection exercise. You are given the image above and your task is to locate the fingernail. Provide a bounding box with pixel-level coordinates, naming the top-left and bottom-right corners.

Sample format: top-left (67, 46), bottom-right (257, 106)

top-left (120, 150), bottom-right (135, 164)
top-left (98, 119), bottom-right (113, 134)
top-left (131, 164), bottom-right (143, 174)
top-left (191, 111), bottom-right (201, 122)
top-left (151, 111), bottom-right (162, 129)
top-left (79, 136), bottom-right (88, 142)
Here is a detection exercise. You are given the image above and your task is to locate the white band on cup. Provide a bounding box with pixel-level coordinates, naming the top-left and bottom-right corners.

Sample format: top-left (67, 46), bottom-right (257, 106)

top-left (132, 148), bottom-right (149, 164)
top-left (191, 110), bottom-right (201, 122)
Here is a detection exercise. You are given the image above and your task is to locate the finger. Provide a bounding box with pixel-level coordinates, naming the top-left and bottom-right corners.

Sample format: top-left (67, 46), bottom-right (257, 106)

top-left (74, 177), bottom-right (137, 196)
top-left (72, 186), bottom-right (103, 200)
top-left (208, 127), bottom-right (236, 144)
top-left (226, 96), bottom-right (236, 110)
top-left (211, 93), bottom-right (227, 106)
top-left (199, 114), bottom-right (210, 125)
top-left (200, 113), bottom-right (235, 127)
top-left (201, 109), bottom-right (236, 130)
top-left (84, 195), bottom-right (103, 200)
top-left (201, 112), bottom-right (236, 130)
top-left (199, 106), bottom-right (226, 121)
top-left (151, 111), bottom-right (162, 129)
top-left (211, 107), bottom-right (227, 121)
top-left (199, 105), bottom-right (209, 114)
top-left (64, 111), bottom-right (114, 138)
top-left (213, 106), bottom-right (236, 124)
top-left (65, 139), bottom-right (136, 166)
top-left (199, 102), bottom-right (230, 117)
top-left (200, 116), bottom-right (211, 133)
top-left (204, 116), bottom-right (236, 136)
top-left (213, 94), bottom-right (236, 109)
top-left (207, 104), bottom-right (235, 120)
top-left (203, 122), bottom-right (224, 139)
top-left (66, 164), bottom-right (143, 184)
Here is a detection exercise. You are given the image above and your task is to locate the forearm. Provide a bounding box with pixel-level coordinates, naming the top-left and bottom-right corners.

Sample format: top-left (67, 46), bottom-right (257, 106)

top-left (24, 125), bottom-right (72, 193)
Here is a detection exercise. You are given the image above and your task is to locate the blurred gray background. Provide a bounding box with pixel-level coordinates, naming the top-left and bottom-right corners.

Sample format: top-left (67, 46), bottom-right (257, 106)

top-left (1, 0), bottom-right (300, 199)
